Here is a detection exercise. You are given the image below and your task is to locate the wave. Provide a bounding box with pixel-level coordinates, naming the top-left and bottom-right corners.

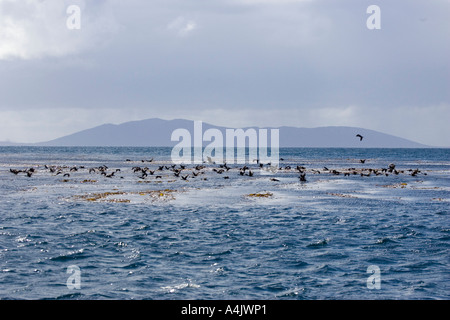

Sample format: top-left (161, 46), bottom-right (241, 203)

top-left (51, 292), bottom-right (85, 300)
top-left (375, 237), bottom-right (398, 245)
top-left (306, 239), bottom-right (329, 248)
top-left (161, 282), bottom-right (201, 293)
top-left (50, 248), bottom-right (88, 262)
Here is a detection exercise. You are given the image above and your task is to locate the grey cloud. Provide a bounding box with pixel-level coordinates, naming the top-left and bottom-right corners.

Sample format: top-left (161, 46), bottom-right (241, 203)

top-left (0, 0), bottom-right (448, 145)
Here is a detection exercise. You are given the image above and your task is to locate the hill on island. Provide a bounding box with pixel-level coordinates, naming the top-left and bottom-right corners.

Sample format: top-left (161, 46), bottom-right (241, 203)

top-left (26, 118), bottom-right (429, 148)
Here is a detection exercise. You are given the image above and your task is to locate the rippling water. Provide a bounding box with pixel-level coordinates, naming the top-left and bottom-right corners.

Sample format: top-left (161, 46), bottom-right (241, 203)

top-left (0, 147), bottom-right (449, 299)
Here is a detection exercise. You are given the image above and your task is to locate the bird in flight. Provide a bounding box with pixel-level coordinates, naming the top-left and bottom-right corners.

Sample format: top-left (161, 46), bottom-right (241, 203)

top-left (356, 134), bottom-right (363, 141)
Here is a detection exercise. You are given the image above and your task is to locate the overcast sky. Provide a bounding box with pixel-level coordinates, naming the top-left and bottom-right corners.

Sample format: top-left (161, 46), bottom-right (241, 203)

top-left (0, 0), bottom-right (449, 146)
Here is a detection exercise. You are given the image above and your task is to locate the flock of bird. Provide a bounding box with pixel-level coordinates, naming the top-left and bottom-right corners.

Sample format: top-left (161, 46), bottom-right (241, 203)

top-left (7, 157), bottom-right (427, 183)
top-left (8, 133), bottom-right (383, 181)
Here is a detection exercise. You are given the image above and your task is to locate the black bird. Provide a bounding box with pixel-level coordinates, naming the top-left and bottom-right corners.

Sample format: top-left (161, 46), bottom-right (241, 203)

top-left (105, 172), bottom-right (115, 178)
top-left (140, 171), bottom-right (148, 178)
top-left (299, 173), bottom-right (307, 182)
top-left (296, 165), bottom-right (305, 173)
top-left (181, 175), bottom-right (189, 180)
top-left (10, 169), bottom-right (20, 175)
top-left (360, 159), bottom-right (366, 164)
top-left (356, 134), bottom-right (363, 141)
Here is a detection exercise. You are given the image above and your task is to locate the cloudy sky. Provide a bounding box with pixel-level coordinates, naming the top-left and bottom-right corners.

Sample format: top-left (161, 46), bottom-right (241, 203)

top-left (0, 0), bottom-right (449, 146)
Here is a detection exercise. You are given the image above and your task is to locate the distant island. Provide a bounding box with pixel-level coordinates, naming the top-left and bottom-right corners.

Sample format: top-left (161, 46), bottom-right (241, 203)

top-left (1, 118), bottom-right (430, 148)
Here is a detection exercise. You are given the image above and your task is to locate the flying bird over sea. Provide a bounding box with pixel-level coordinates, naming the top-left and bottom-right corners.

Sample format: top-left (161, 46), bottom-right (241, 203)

top-left (356, 134), bottom-right (363, 141)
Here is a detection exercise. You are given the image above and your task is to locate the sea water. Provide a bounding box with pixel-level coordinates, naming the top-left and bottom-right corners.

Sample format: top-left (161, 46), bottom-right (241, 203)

top-left (0, 147), bottom-right (448, 299)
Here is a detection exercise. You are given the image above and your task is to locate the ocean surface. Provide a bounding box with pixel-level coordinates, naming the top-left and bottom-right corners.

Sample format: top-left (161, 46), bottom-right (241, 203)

top-left (0, 147), bottom-right (448, 300)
